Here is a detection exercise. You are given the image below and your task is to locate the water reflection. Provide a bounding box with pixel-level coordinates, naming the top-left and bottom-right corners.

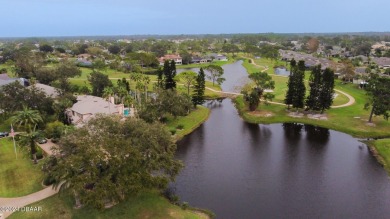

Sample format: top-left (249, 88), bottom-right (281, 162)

top-left (304, 124), bottom-right (330, 144)
top-left (283, 123), bottom-right (304, 143)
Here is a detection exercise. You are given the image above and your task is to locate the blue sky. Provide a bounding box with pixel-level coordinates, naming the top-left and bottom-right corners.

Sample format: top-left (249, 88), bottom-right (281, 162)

top-left (2, 0), bottom-right (389, 37)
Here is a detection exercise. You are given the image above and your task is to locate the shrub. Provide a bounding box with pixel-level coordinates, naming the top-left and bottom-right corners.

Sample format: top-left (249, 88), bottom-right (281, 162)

top-left (43, 174), bottom-right (56, 186)
top-left (181, 202), bottom-right (189, 210)
top-left (30, 147), bottom-right (44, 160)
top-left (169, 128), bottom-right (176, 135)
top-left (176, 124), bottom-right (184, 130)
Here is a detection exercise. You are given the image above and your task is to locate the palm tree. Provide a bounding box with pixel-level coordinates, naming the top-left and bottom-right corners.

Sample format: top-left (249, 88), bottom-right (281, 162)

top-left (142, 75), bottom-right (151, 101)
top-left (11, 106), bottom-right (43, 132)
top-left (11, 107), bottom-right (43, 164)
top-left (102, 87), bottom-right (114, 113)
top-left (18, 131), bottom-right (43, 164)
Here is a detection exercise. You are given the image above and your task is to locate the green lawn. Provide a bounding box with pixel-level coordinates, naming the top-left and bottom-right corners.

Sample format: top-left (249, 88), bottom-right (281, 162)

top-left (9, 190), bottom-right (209, 219)
top-left (366, 139), bottom-right (390, 174)
top-left (166, 106), bottom-right (210, 141)
top-left (235, 91), bottom-right (390, 138)
top-left (0, 138), bottom-right (44, 197)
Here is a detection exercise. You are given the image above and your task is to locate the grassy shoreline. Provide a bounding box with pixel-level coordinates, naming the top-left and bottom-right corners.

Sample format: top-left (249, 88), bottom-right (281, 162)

top-left (166, 106), bottom-right (211, 141)
top-left (365, 139), bottom-right (390, 174)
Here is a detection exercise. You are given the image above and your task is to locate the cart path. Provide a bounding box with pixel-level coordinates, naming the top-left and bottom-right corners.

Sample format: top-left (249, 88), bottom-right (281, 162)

top-left (0, 141), bottom-right (59, 218)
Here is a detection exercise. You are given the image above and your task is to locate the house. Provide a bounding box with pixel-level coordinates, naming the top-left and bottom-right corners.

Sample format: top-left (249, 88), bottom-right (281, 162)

top-left (32, 83), bottom-right (59, 98)
top-left (371, 57), bottom-right (390, 69)
top-left (208, 53), bottom-right (228, 61)
top-left (159, 54), bottom-right (182, 65)
top-left (191, 56), bottom-right (211, 64)
top-left (66, 95), bottom-right (129, 126)
top-left (77, 54), bottom-right (92, 60)
top-left (0, 73), bottom-right (29, 88)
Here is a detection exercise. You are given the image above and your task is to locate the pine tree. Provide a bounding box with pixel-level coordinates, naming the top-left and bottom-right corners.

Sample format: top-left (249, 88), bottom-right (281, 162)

top-left (156, 68), bottom-right (164, 89)
top-left (284, 59), bottom-right (296, 109)
top-left (319, 68), bottom-right (335, 113)
top-left (306, 65), bottom-right (322, 111)
top-left (192, 68), bottom-right (206, 107)
top-left (291, 60), bottom-right (306, 109)
top-left (164, 60), bottom-right (176, 90)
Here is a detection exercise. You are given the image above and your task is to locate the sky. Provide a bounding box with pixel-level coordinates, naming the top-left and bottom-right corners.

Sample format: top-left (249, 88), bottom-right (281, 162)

top-left (2, 0), bottom-right (390, 37)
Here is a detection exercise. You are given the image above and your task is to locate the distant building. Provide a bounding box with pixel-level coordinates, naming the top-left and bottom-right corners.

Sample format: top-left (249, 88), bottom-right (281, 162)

top-left (159, 54), bottom-right (182, 65)
top-left (190, 56), bottom-right (211, 64)
top-left (208, 53), bottom-right (228, 61)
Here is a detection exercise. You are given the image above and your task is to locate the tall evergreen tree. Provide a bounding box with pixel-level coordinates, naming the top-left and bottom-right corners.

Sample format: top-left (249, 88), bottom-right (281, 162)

top-left (284, 59), bottom-right (296, 108)
top-left (156, 68), bottom-right (164, 89)
top-left (306, 65), bottom-right (322, 111)
top-left (192, 68), bottom-right (206, 107)
top-left (319, 68), bottom-right (335, 113)
top-left (164, 60), bottom-right (176, 90)
top-left (291, 60), bottom-right (306, 109)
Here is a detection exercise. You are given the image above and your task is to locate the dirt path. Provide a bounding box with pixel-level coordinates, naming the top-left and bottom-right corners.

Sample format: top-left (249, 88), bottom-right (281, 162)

top-left (0, 141), bottom-right (59, 218)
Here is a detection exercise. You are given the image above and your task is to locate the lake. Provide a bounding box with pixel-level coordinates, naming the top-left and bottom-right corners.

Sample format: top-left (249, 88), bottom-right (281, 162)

top-left (173, 61), bottom-right (390, 219)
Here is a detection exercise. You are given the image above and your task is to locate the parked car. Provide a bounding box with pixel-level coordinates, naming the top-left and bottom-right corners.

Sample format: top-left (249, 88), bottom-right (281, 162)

top-left (0, 132), bottom-right (9, 138)
top-left (37, 138), bottom-right (47, 144)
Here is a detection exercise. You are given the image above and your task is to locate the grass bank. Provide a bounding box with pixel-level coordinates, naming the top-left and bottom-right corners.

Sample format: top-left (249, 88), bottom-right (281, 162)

top-left (234, 96), bottom-right (390, 138)
top-left (166, 106), bottom-right (210, 141)
top-left (365, 139), bottom-right (390, 174)
top-left (9, 190), bottom-right (210, 219)
top-left (0, 138), bottom-right (44, 197)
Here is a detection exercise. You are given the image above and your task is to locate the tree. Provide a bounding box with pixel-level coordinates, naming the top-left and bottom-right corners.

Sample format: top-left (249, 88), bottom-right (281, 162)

top-left (318, 68), bottom-right (335, 113)
top-left (204, 65), bottom-right (225, 86)
top-left (241, 85), bottom-right (260, 111)
top-left (108, 45), bottom-right (121, 54)
top-left (248, 72), bottom-right (275, 92)
top-left (39, 44), bottom-right (54, 53)
top-left (11, 107), bottom-right (43, 164)
top-left (0, 82), bottom-right (54, 117)
top-left (163, 60), bottom-right (176, 90)
top-left (44, 115), bottom-right (183, 209)
top-left (291, 60), bottom-right (306, 109)
top-left (139, 90), bottom-right (192, 122)
top-left (176, 71), bottom-right (197, 95)
top-left (284, 59), bottom-right (296, 108)
top-left (306, 38), bottom-right (319, 53)
top-left (340, 60), bottom-right (355, 82)
top-left (92, 59), bottom-right (107, 72)
top-left (306, 65), bottom-right (335, 113)
top-left (192, 68), bottom-right (206, 107)
top-left (88, 71), bottom-right (113, 97)
top-left (180, 50), bottom-right (192, 65)
top-left (306, 65), bottom-right (322, 111)
top-left (365, 74), bottom-right (390, 122)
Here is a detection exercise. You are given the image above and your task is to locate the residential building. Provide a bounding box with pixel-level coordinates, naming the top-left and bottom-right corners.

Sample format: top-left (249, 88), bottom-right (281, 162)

top-left (159, 54), bottom-right (182, 65)
top-left (66, 95), bottom-right (129, 126)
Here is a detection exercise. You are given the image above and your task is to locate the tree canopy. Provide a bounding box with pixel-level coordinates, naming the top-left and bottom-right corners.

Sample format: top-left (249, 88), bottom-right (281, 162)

top-left (44, 115), bottom-right (182, 209)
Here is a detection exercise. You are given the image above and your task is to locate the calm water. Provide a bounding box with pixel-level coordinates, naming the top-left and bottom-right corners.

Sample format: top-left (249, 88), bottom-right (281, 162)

top-left (177, 60), bottom-right (249, 92)
top-left (173, 100), bottom-right (390, 219)
top-left (274, 67), bottom-right (291, 76)
top-left (173, 61), bottom-right (390, 219)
